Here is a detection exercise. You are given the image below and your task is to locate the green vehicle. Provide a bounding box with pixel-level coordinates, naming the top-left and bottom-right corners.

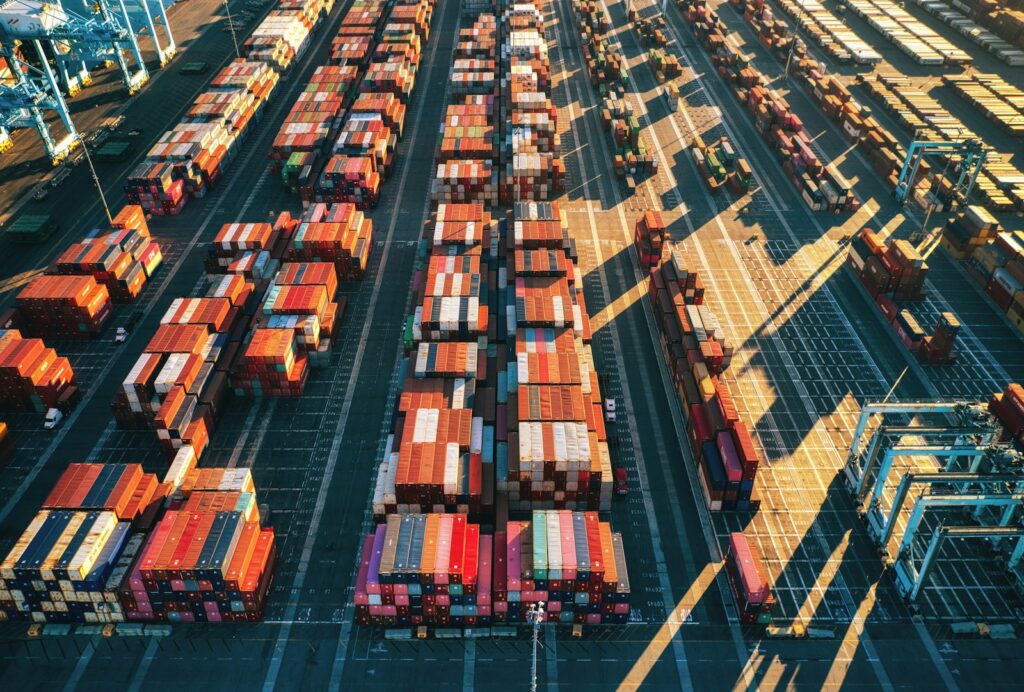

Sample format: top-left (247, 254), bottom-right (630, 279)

top-left (95, 140), bottom-right (135, 162)
top-left (5, 214), bottom-right (59, 244)
top-left (403, 315), bottom-right (415, 352)
top-left (181, 61), bottom-right (210, 76)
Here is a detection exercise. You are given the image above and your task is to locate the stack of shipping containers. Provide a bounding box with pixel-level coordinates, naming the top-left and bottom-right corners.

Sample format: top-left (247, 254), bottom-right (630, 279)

top-left (642, 232), bottom-right (761, 512)
top-left (4, 204), bottom-right (160, 427)
top-left (47, 206), bottom-right (163, 305)
top-left (12, 206), bottom-right (156, 340)
top-left (122, 466), bottom-right (275, 622)
top-left (124, 57), bottom-right (280, 215)
top-left (1, 206), bottom-right (290, 621)
top-left (15, 276), bottom-right (112, 341)
top-left (272, 64), bottom-right (360, 194)
top-left (272, 0), bottom-right (384, 200)
top-left (0, 458), bottom-right (276, 623)
top-left (0, 330), bottom-right (78, 414)
top-left (942, 207), bottom-right (1024, 337)
top-left (847, 227), bottom-right (966, 363)
top-left (499, 3), bottom-right (564, 202)
top-left (124, 0), bottom-right (348, 215)
top-left (233, 256), bottom-right (343, 395)
top-left (493, 510), bottom-right (629, 624)
top-left (357, 0), bottom-right (629, 629)
top-left (990, 383), bottom-right (1024, 449)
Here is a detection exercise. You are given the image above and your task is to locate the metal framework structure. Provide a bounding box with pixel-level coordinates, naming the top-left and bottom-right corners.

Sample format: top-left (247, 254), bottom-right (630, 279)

top-left (843, 400), bottom-right (1024, 602)
top-left (0, 0), bottom-right (175, 162)
top-left (843, 401), bottom-right (998, 495)
top-left (894, 138), bottom-right (986, 205)
top-left (896, 524), bottom-right (1024, 602)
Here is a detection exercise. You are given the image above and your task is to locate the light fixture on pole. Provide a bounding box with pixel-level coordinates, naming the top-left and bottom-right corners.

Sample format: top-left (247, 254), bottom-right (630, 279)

top-left (526, 602), bottom-right (545, 692)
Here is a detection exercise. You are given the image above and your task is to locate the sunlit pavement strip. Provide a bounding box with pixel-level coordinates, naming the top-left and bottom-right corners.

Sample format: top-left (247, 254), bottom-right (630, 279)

top-left (618, 564), bottom-right (718, 690)
top-left (126, 640), bottom-right (160, 692)
top-left (602, 1), bottom-right (935, 687)
top-left (821, 582), bottom-right (895, 692)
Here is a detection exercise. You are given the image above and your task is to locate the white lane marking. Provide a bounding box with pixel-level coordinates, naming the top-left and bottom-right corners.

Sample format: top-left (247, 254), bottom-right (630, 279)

top-left (229, 399), bottom-right (279, 470)
top-left (268, 1), bottom-right (455, 688)
top-left (913, 618), bottom-right (961, 692)
top-left (225, 403), bottom-right (265, 469)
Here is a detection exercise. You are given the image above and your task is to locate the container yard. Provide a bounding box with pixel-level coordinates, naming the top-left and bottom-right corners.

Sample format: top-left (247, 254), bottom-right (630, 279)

top-left (3, 0), bottom-right (1024, 687)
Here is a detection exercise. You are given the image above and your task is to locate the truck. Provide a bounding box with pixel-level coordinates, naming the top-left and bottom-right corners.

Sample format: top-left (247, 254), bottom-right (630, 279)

top-left (725, 532), bottom-right (775, 625)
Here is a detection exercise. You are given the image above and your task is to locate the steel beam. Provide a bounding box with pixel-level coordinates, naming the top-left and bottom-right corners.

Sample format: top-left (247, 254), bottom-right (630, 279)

top-left (899, 525), bottom-right (1024, 601)
top-left (871, 472), bottom-right (1022, 548)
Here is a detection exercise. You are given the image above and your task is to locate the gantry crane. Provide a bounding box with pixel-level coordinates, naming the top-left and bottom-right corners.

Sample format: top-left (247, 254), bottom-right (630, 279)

top-left (894, 138), bottom-right (986, 206)
top-left (843, 399), bottom-right (1024, 603)
top-left (0, 0), bottom-right (175, 163)
top-left (843, 400), bottom-right (998, 495)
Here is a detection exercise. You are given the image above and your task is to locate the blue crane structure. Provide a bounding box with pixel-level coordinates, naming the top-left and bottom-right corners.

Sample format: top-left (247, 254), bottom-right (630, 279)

top-left (894, 137), bottom-right (987, 206)
top-left (843, 400), bottom-right (1024, 603)
top-left (0, 0), bottom-right (175, 163)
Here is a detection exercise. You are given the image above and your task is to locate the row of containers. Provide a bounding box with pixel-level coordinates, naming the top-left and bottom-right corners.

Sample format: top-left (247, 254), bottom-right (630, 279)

top-left (859, 74), bottom-right (1023, 214)
top-left (676, 0), bottom-right (857, 213)
top-left (635, 212), bottom-right (762, 512)
top-left (847, 227), bottom-right (964, 365)
top-left (430, 6), bottom-right (565, 206)
top-left (576, 2), bottom-right (660, 180)
top-left (739, 0), bottom-right (996, 213)
top-left (0, 0), bottom-right (442, 626)
top-left (271, 0), bottom-right (433, 206)
top-left (0, 0), bottom-right (323, 626)
top-left (990, 383), bottom-right (1024, 450)
top-left (0, 205), bottom-right (164, 414)
top-left (0, 209), bottom-right (335, 622)
top-left (354, 0), bottom-right (631, 628)
top-left (941, 205), bottom-right (1024, 337)
top-left (122, 0), bottom-right (334, 215)
top-left (0, 0), bottom-right (438, 625)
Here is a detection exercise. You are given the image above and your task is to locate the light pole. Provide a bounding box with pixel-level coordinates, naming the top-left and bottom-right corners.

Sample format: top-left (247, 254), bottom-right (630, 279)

top-left (224, 0), bottom-right (241, 59)
top-left (526, 602), bottom-right (545, 692)
top-left (784, 38), bottom-right (803, 79)
top-left (74, 127), bottom-right (112, 224)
